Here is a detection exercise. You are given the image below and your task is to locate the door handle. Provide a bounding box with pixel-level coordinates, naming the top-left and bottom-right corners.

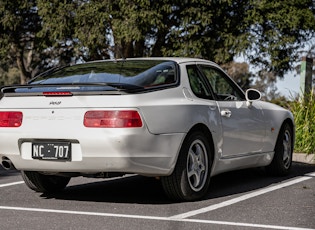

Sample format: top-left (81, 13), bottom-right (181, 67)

top-left (221, 109), bottom-right (232, 118)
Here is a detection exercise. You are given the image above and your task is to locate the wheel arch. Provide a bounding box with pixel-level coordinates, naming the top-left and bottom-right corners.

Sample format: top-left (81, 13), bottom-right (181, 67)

top-left (185, 123), bottom-right (215, 165)
top-left (161, 123), bottom-right (215, 201)
top-left (272, 118), bottom-right (295, 154)
top-left (281, 118), bottom-right (295, 149)
top-left (265, 118), bottom-right (295, 176)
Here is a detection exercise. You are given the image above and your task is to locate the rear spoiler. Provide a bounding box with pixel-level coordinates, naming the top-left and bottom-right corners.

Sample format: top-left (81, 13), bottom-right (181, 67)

top-left (0, 83), bottom-right (145, 97)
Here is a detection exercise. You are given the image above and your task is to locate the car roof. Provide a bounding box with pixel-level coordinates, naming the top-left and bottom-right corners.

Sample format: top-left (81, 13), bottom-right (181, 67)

top-left (127, 57), bottom-right (217, 64)
top-left (80, 57), bottom-right (219, 67)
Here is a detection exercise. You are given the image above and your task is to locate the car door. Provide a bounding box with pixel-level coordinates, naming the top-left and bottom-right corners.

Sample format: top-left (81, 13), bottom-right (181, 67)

top-left (198, 65), bottom-right (266, 158)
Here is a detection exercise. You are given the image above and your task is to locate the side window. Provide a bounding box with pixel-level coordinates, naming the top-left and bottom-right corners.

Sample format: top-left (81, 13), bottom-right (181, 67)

top-left (199, 65), bottom-right (245, 101)
top-left (186, 65), bottom-right (213, 99)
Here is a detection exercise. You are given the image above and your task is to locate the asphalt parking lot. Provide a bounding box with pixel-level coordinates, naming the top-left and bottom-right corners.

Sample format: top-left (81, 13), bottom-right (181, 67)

top-left (0, 160), bottom-right (314, 230)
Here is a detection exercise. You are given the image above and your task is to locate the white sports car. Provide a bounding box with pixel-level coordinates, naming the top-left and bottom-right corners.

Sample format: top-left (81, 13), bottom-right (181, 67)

top-left (0, 58), bottom-right (294, 201)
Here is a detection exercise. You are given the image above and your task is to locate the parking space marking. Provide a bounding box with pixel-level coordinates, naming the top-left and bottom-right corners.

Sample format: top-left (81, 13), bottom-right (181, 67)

top-left (183, 219), bottom-right (315, 230)
top-left (0, 173), bottom-right (314, 229)
top-left (170, 172), bottom-right (315, 219)
top-left (0, 181), bottom-right (24, 188)
top-left (0, 205), bottom-right (314, 230)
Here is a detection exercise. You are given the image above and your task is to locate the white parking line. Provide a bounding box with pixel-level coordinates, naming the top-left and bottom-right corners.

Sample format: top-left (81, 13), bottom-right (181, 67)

top-left (170, 172), bottom-right (315, 219)
top-left (0, 181), bottom-right (24, 188)
top-left (0, 173), bottom-right (314, 229)
top-left (0, 206), bottom-right (314, 230)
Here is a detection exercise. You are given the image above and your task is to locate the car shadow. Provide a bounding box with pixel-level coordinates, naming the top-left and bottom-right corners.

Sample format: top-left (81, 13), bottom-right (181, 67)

top-left (41, 174), bottom-right (169, 204)
top-left (206, 161), bottom-right (315, 200)
top-left (40, 162), bottom-right (315, 204)
top-left (0, 166), bottom-right (21, 177)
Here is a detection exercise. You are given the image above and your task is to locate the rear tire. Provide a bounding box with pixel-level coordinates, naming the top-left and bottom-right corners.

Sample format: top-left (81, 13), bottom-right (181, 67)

top-left (161, 131), bottom-right (212, 201)
top-left (266, 123), bottom-right (293, 176)
top-left (21, 171), bottom-right (70, 193)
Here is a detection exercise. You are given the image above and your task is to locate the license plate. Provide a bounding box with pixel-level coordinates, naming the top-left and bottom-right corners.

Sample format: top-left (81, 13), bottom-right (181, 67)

top-left (32, 142), bottom-right (71, 160)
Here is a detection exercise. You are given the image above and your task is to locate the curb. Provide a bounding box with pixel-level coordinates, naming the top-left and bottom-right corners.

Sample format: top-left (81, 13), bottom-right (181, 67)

top-left (293, 153), bottom-right (315, 164)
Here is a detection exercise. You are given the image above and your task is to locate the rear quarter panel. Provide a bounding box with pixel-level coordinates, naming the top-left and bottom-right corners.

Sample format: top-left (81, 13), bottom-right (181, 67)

top-left (139, 90), bottom-right (221, 135)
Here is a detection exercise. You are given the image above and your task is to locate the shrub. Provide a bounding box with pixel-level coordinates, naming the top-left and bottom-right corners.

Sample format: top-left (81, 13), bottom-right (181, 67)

top-left (290, 92), bottom-right (315, 154)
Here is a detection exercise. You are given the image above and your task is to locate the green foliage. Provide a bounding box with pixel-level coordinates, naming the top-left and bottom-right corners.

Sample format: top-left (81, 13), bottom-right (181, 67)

top-left (290, 92), bottom-right (315, 154)
top-left (269, 93), bottom-right (315, 155)
top-left (269, 96), bottom-right (290, 109)
top-left (74, 0), bottom-right (111, 59)
top-left (243, 0), bottom-right (315, 77)
top-left (0, 67), bottom-right (20, 85)
top-left (0, 0), bottom-right (314, 85)
top-left (0, 0), bottom-right (41, 83)
top-left (157, 0), bottom-right (249, 64)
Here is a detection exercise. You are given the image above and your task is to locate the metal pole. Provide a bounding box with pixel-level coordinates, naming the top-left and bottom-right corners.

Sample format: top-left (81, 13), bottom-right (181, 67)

top-left (299, 56), bottom-right (313, 100)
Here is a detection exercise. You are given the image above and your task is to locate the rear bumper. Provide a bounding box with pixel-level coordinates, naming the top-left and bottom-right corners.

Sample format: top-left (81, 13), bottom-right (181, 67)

top-left (0, 130), bottom-right (185, 176)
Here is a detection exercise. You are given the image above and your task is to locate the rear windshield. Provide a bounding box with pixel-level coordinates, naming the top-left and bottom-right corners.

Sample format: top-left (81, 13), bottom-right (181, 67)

top-left (30, 60), bottom-right (177, 89)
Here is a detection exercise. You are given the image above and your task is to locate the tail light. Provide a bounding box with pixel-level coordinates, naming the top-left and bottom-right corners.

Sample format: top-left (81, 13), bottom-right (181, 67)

top-left (43, 92), bottom-right (73, 96)
top-left (0, 111), bottom-right (23, 127)
top-left (84, 110), bottom-right (143, 128)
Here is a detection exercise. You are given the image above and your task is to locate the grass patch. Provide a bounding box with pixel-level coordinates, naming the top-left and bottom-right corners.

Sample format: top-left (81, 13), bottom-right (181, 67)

top-left (289, 92), bottom-right (315, 154)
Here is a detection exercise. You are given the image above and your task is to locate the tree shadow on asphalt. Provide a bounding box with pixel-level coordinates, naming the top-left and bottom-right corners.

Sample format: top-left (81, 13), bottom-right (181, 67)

top-left (40, 162), bottom-right (315, 204)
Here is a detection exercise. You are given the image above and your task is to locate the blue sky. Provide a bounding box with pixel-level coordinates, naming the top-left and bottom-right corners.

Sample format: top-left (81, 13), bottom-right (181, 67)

top-left (276, 72), bottom-right (300, 98)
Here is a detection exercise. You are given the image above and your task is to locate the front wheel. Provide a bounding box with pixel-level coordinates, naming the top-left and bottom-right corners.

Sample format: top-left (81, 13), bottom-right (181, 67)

top-left (266, 123), bottom-right (293, 176)
top-left (21, 171), bottom-right (71, 193)
top-left (161, 132), bottom-right (213, 201)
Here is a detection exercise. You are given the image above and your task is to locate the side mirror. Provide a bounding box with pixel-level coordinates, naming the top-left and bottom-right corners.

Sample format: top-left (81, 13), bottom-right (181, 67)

top-left (245, 89), bottom-right (261, 107)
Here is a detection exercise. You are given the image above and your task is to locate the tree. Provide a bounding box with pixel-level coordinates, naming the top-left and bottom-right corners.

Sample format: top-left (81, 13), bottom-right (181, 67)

top-left (0, 0), bottom-right (78, 84)
top-left (0, 0), bottom-right (41, 84)
top-left (0, 0), bottom-right (314, 85)
top-left (36, 0), bottom-right (78, 66)
top-left (66, 0), bottom-right (112, 61)
top-left (221, 62), bottom-right (254, 90)
top-left (254, 69), bottom-right (279, 100)
top-left (240, 0), bottom-right (315, 77)
top-left (156, 0), bottom-right (249, 63)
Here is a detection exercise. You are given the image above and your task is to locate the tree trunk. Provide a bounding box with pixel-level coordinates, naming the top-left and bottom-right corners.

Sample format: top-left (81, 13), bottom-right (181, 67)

top-left (16, 48), bottom-right (32, 85)
top-left (123, 40), bottom-right (134, 58)
top-left (134, 39), bottom-right (144, 57)
top-left (151, 31), bottom-right (166, 57)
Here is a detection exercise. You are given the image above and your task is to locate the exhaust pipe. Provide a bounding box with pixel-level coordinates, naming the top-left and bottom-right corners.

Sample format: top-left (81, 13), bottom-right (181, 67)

top-left (1, 157), bottom-right (16, 170)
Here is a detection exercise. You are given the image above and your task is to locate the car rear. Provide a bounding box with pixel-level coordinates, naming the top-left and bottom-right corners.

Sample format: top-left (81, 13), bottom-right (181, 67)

top-left (0, 59), bottom-right (184, 176)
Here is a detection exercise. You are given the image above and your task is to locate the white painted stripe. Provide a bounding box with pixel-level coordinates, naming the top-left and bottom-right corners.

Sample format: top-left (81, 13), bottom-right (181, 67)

top-left (0, 181), bottom-right (24, 188)
top-left (170, 172), bottom-right (315, 219)
top-left (183, 218), bottom-right (315, 230)
top-left (305, 172), bottom-right (315, 177)
top-left (0, 206), bottom-right (166, 220)
top-left (0, 206), bottom-right (314, 230)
